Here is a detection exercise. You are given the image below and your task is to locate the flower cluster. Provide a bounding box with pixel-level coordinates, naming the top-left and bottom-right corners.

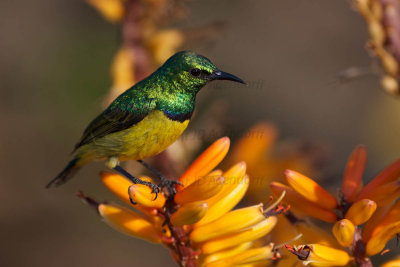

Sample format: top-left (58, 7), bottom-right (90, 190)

top-left (79, 137), bottom-right (287, 267)
top-left (269, 145), bottom-right (400, 266)
top-left (355, 0), bottom-right (400, 95)
top-left (228, 122), bottom-right (322, 201)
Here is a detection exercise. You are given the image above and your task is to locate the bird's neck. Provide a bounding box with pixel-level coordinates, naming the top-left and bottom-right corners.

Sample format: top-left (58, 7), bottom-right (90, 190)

top-left (157, 92), bottom-right (195, 122)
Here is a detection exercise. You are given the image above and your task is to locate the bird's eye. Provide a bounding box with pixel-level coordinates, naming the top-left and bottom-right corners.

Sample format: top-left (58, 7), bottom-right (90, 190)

top-left (190, 68), bottom-right (201, 77)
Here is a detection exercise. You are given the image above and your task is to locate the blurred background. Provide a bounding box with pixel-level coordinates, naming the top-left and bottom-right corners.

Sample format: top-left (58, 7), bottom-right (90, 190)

top-left (1, 0), bottom-right (400, 266)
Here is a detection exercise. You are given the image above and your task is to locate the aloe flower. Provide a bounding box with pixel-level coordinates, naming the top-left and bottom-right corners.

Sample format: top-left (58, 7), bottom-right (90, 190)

top-left (79, 137), bottom-right (286, 267)
top-left (270, 145), bottom-right (400, 266)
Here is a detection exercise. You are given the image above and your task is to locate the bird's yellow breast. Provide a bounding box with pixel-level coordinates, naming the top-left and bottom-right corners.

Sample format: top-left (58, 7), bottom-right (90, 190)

top-left (78, 110), bottom-right (189, 161)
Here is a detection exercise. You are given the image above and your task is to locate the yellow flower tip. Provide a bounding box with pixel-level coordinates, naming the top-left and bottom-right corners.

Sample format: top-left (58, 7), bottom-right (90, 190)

top-left (355, 180), bottom-right (400, 206)
top-left (341, 145), bottom-right (367, 201)
top-left (98, 203), bottom-right (161, 243)
top-left (190, 204), bottom-right (265, 243)
top-left (204, 243), bottom-right (274, 267)
top-left (128, 184), bottom-right (166, 209)
top-left (174, 173), bottom-right (225, 205)
top-left (332, 219), bottom-right (355, 247)
top-left (100, 171), bottom-right (133, 204)
top-left (345, 199), bottom-right (377, 225)
top-left (270, 182), bottom-right (337, 223)
top-left (201, 216), bottom-right (277, 254)
top-left (178, 137), bottom-right (230, 188)
top-left (170, 201), bottom-right (208, 226)
top-left (86, 0), bottom-right (125, 23)
top-left (366, 221), bottom-right (400, 256)
top-left (285, 244), bottom-right (350, 266)
top-left (358, 158), bottom-right (400, 198)
top-left (381, 256), bottom-right (400, 267)
top-left (195, 173), bottom-right (249, 226)
top-left (203, 242), bottom-right (254, 264)
top-left (285, 169), bottom-right (338, 210)
top-left (364, 201), bottom-right (400, 255)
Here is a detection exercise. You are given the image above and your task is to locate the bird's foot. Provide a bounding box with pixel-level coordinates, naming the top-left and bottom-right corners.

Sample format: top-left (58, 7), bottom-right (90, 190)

top-left (141, 180), bottom-right (160, 200)
top-left (159, 178), bottom-right (182, 197)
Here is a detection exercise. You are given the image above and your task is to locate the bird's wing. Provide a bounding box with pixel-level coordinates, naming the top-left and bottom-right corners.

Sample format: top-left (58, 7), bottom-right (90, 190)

top-left (74, 100), bottom-right (156, 150)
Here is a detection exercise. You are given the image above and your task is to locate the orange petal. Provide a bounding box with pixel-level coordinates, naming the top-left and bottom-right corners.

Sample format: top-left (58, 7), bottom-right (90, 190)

top-left (345, 199), bottom-right (376, 225)
top-left (287, 244), bottom-right (350, 266)
top-left (355, 180), bottom-right (400, 205)
top-left (204, 243), bottom-right (274, 267)
top-left (174, 170), bottom-right (224, 205)
top-left (203, 242), bottom-right (253, 264)
top-left (98, 203), bottom-right (161, 243)
top-left (381, 257), bottom-right (400, 267)
top-left (341, 145), bottom-right (367, 201)
top-left (128, 184), bottom-right (166, 209)
top-left (363, 200), bottom-right (400, 243)
top-left (357, 158), bottom-right (400, 199)
top-left (332, 219), bottom-right (355, 247)
top-left (195, 171), bottom-right (249, 226)
top-left (270, 182), bottom-right (337, 223)
top-left (100, 171), bottom-right (158, 216)
top-left (201, 216), bottom-right (277, 254)
top-left (178, 137), bottom-right (230, 188)
top-left (190, 204), bottom-right (265, 243)
top-left (170, 201), bottom-right (208, 226)
top-left (362, 204), bottom-right (393, 242)
top-left (285, 170), bottom-right (338, 210)
top-left (366, 221), bottom-right (400, 256)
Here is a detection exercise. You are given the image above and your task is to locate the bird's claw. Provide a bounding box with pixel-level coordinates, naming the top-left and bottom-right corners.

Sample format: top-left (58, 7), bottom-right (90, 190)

top-left (146, 182), bottom-right (160, 200)
top-left (159, 179), bottom-right (182, 196)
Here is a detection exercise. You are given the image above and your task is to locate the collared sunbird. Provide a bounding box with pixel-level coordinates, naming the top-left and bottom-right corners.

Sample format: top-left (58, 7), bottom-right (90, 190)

top-left (47, 51), bottom-right (246, 196)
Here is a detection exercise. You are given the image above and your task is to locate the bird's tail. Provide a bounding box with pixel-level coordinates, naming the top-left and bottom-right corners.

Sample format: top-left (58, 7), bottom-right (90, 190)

top-left (46, 157), bottom-right (82, 188)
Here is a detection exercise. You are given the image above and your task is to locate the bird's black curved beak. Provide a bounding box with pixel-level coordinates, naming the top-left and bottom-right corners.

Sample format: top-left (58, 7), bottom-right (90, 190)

top-left (210, 70), bottom-right (247, 85)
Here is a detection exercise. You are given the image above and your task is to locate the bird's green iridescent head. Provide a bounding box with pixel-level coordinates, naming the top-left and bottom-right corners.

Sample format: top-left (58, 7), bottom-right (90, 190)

top-left (157, 51), bottom-right (246, 94)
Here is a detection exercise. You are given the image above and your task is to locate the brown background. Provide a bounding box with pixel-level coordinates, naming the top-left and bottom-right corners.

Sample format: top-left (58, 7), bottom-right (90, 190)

top-left (1, 0), bottom-right (400, 266)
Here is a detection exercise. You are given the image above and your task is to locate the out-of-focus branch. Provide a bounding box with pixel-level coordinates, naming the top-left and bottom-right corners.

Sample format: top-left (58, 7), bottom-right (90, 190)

top-left (355, 0), bottom-right (400, 95)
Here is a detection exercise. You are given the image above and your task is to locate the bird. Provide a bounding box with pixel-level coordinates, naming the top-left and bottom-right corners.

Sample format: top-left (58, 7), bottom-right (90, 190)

top-left (47, 51), bottom-right (246, 196)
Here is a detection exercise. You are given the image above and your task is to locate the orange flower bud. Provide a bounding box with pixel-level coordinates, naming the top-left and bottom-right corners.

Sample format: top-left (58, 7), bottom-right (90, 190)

top-left (332, 219), bottom-right (355, 247)
top-left (285, 170), bottom-right (337, 210)
top-left (381, 257), bottom-right (400, 267)
top-left (100, 172), bottom-right (158, 216)
top-left (201, 216), bottom-right (277, 254)
top-left (195, 173), bottom-right (249, 226)
top-left (341, 145), bottom-right (367, 201)
top-left (286, 244), bottom-right (350, 266)
top-left (98, 203), bottom-right (161, 243)
top-left (345, 199), bottom-right (376, 225)
top-left (270, 182), bottom-right (337, 223)
top-left (128, 183), bottom-right (166, 209)
top-left (363, 201), bottom-right (400, 253)
top-left (362, 204), bottom-right (393, 242)
top-left (366, 221), bottom-right (400, 255)
top-left (190, 204), bottom-right (265, 243)
top-left (178, 137), bottom-right (230, 188)
top-left (203, 242), bottom-right (253, 264)
top-left (204, 243), bottom-right (274, 267)
top-left (174, 171), bottom-right (224, 205)
top-left (357, 158), bottom-right (400, 199)
top-left (355, 180), bottom-right (400, 206)
top-left (170, 201), bottom-right (208, 226)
